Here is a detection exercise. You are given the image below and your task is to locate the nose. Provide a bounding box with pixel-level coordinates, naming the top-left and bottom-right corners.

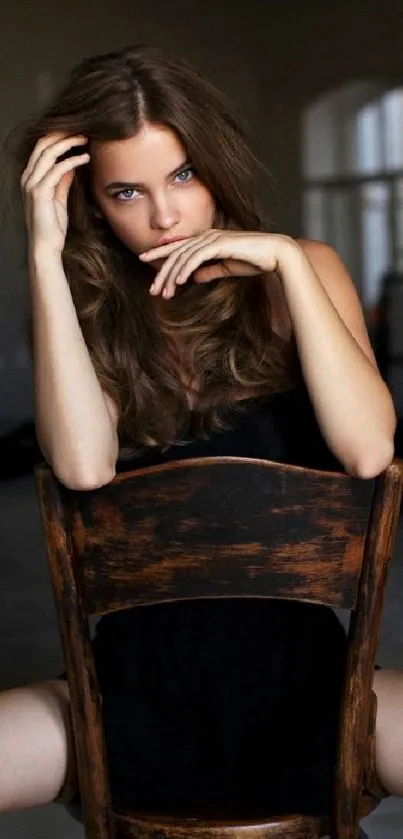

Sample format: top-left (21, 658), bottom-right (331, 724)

top-left (149, 191), bottom-right (180, 231)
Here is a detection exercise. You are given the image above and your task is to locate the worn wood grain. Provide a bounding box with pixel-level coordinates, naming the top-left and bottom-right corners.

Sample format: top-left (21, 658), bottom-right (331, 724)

top-left (35, 456), bottom-right (403, 839)
top-left (113, 810), bottom-right (327, 838)
top-left (65, 458), bottom-right (374, 616)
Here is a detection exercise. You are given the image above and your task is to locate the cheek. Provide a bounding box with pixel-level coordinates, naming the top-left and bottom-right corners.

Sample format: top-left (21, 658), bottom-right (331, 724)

top-left (103, 208), bottom-right (144, 250)
top-left (185, 187), bottom-right (215, 225)
top-left (202, 190), bottom-right (216, 223)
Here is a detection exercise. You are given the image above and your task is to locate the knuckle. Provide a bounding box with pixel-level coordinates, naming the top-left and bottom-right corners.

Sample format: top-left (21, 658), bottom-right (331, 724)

top-left (40, 144), bottom-right (55, 161)
top-left (30, 184), bottom-right (43, 200)
top-left (35, 138), bottom-right (47, 153)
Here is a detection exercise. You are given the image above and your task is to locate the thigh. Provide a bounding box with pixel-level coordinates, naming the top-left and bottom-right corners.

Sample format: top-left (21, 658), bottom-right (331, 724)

top-left (373, 668), bottom-right (403, 796)
top-left (0, 679), bottom-right (77, 812)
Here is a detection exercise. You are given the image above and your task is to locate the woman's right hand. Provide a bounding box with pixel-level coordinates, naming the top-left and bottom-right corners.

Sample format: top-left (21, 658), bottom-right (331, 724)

top-left (20, 133), bottom-right (90, 255)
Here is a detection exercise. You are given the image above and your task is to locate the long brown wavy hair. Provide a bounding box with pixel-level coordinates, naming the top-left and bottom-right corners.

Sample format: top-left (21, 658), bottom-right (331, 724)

top-left (7, 43), bottom-right (299, 456)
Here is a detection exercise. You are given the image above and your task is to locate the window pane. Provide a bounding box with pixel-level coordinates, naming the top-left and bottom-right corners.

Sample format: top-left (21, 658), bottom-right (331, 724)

top-left (356, 102), bottom-right (383, 174)
top-left (383, 88), bottom-right (403, 171)
top-left (302, 190), bottom-right (327, 241)
top-left (396, 178), bottom-right (403, 271)
top-left (327, 190), bottom-right (355, 268)
top-left (361, 182), bottom-right (391, 306)
top-left (302, 98), bottom-right (338, 178)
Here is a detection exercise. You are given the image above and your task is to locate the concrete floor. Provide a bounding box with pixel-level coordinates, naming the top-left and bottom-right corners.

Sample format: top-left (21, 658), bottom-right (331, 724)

top-left (0, 473), bottom-right (402, 838)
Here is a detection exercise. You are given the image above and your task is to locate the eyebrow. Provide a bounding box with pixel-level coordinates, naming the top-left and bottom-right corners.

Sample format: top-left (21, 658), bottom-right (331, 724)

top-left (104, 158), bottom-right (191, 192)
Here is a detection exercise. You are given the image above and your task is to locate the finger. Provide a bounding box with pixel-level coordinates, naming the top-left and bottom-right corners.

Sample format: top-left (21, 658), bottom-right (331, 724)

top-left (167, 239), bottom-right (228, 297)
top-left (24, 136), bottom-right (88, 190)
top-left (21, 135), bottom-right (88, 190)
top-left (166, 244), bottom-right (222, 296)
top-left (149, 240), bottom-right (199, 296)
top-left (162, 243), bottom-right (205, 298)
top-left (27, 152), bottom-right (90, 197)
top-left (54, 169), bottom-right (75, 208)
top-left (140, 235), bottom-right (200, 261)
top-left (149, 233), bottom-right (219, 297)
top-left (193, 262), bottom-right (232, 283)
top-left (195, 259), bottom-right (262, 282)
top-left (21, 133), bottom-right (68, 188)
top-left (21, 133), bottom-right (87, 187)
top-left (142, 230), bottom-right (216, 265)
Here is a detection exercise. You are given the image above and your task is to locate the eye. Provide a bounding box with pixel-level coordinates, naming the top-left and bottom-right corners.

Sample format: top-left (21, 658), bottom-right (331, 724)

top-left (114, 187), bottom-right (139, 202)
top-left (174, 166), bottom-right (195, 184)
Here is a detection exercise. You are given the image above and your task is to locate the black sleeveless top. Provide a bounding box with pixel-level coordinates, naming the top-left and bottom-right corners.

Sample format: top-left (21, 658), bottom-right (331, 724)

top-left (93, 388), bottom-right (347, 818)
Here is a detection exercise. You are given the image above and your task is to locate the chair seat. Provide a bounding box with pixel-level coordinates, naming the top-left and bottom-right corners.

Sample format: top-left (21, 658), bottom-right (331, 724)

top-left (113, 809), bottom-right (377, 838)
top-left (112, 785), bottom-right (383, 838)
top-left (67, 801), bottom-right (375, 838)
top-left (114, 810), bottom-right (328, 839)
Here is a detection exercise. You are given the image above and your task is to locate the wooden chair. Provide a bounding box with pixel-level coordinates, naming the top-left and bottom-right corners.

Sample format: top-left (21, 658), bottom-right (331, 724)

top-left (35, 455), bottom-right (403, 839)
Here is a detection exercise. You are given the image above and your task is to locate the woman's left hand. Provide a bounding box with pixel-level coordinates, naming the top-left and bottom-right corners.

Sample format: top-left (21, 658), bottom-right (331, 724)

top-left (139, 230), bottom-right (298, 298)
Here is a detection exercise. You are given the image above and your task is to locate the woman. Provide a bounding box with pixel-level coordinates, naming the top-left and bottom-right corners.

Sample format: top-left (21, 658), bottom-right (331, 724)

top-left (1, 42), bottom-right (402, 818)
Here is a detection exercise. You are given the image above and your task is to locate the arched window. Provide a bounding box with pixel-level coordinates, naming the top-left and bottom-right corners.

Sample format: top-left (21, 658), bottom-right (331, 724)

top-left (302, 80), bottom-right (403, 311)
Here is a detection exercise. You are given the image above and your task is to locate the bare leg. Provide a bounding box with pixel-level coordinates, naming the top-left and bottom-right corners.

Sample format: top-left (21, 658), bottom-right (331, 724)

top-left (2, 670), bottom-right (403, 812)
top-left (0, 680), bottom-right (76, 812)
top-left (373, 668), bottom-right (403, 796)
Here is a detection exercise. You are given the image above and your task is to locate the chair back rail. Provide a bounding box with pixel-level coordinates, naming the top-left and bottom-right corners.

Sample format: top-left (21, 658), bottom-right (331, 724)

top-left (66, 458), bottom-right (374, 614)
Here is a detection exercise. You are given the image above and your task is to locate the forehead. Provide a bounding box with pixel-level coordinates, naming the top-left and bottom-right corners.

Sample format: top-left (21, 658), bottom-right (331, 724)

top-left (91, 124), bottom-right (187, 180)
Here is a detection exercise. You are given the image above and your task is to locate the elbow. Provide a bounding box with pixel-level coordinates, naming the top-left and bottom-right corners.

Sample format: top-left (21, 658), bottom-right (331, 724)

top-left (54, 464), bottom-right (117, 490)
top-left (346, 439), bottom-right (395, 480)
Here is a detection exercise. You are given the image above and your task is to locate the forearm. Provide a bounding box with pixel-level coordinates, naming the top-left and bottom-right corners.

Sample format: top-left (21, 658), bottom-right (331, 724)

top-left (29, 249), bottom-right (119, 487)
top-left (279, 244), bottom-right (396, 477)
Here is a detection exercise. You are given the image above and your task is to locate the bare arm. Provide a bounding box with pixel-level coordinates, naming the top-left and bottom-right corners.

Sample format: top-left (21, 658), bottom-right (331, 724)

top-left (30, 249), bottom-right (119, 489)
top-left (279, 238), bottom-right (396, 478)
top-left (22, 133), bottom-right (119, 489)
top-left (140, 230), bottom-right (396, 479)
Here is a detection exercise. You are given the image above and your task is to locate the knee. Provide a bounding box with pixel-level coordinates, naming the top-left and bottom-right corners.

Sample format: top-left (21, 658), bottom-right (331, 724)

top-left (0, 680), bottom-right (77, 812)
top-left (373, 669), bottom-right (403, 796)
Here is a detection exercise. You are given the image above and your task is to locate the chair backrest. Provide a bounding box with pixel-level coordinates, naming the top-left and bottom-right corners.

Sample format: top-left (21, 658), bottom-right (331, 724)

top-left (35, 456), bottom-right (403, 839)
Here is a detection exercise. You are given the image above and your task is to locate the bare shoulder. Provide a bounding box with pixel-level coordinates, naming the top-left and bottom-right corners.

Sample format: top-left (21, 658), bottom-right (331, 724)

top-left (295, 237), bottom-right (378, 367)
top-left (265, 237), bottom-right (350, 342)
top-left (295, 237), bottom-right (359, 302)
top-left (296, 237), bottom-right (343, 269)
top-left (295, 237), bottom-right (355, 302)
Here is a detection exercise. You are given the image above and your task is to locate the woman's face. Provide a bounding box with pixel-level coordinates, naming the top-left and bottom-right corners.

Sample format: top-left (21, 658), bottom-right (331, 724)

top-left (91, 122), bottom-right (216, 266)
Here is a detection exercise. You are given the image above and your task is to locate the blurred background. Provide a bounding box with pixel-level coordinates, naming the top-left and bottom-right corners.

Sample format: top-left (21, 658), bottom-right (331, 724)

top-left (1, 1), bottom-right (403, 836)
top-left (2, 0), bottom-right (403, 463)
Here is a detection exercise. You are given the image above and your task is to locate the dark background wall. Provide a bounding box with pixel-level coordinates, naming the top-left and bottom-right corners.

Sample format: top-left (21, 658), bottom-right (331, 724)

top-left (1, 0), bottom-right (402, 428)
